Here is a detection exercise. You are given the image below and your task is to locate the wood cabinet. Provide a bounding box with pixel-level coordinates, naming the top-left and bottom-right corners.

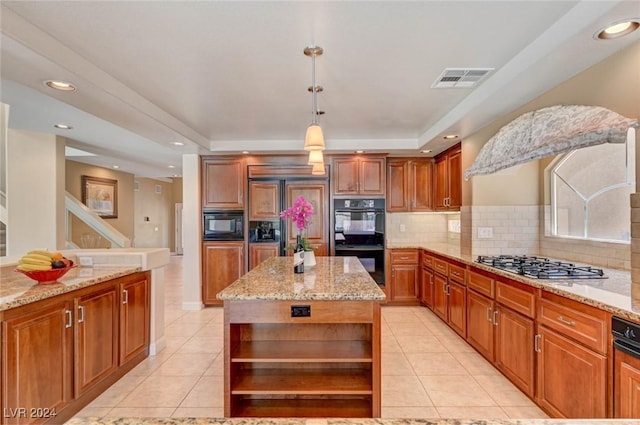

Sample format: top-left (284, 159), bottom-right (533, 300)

top-left (119, 274), bottom-right (150, 366)
top-left (386, 158), bottom-right (433, 212)
top-left (332, 156), bottom-right (385, 196)
top-left (434, 144), bottom-right (461, 211)
top-left (202, 157), bottom-right (246, 209)
top-left (249, 181), bottom-right (280, 220)
top-left (249, 243), bottom-right (280, 270)
top-left (536, 292), bottom-right (608, 418)
top-left (432, 272), bottom-right (448, 322)
top-left (387, 250), bottom-right (419, 305)
top-left (284, 181), bottom-right (329, 256)
top-left (467, 290), bottom-right (494, 360)
top-left (202, 241), bottom-right (245, 305)
top-left (430, 257), bottom-right (466, 338)
top-left (224, 299), bottom-right (381, 418)
top-left (75, 285), bottom-right (118, 397)
top-left (420, 267), bottom-right (434, 309)
top-left (614, 346), bottom-right (640, 418)
top-left (1, 272), bottom-right (151, 425)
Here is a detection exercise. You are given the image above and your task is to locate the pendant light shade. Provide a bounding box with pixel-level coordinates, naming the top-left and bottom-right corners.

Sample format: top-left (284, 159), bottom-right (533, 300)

top-left (307, 149), bottom-right (324, 165)
top-left (311, 162), bottom-right (325, 175)
top-left (304, 124), bottom-right (325, 151)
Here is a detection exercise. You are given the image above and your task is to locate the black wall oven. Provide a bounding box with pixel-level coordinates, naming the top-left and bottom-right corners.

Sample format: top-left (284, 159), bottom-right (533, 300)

top-left (334, 199), bottom-right (385, 285)
top-left (203, 211), bottom-right (244, 241)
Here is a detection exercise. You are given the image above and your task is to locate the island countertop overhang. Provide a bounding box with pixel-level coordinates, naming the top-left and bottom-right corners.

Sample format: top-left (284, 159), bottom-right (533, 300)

top-left (217, 256), bottom-right (386, 301)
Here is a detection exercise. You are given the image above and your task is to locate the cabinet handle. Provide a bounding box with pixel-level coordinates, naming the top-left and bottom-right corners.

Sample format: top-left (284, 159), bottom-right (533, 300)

top-left (557, 316), bottom-right (576, 327)
top-left (78, 305), bottom-right (85, 323)
top-left (430, 275), bottom-right (434, 285)
top-left (65, 310), bottom-right (72, 328)
top-left (446, 284), bottom-right (450, 296)
top-left (493, 309), bottom-right (499, 326)
top-left (400, 256), bottom-right (409, 260)
top-left (122, 289), bottom-right (128, 304)
top-left (486, 306), bottom-right (492, 322)
top-left (535, 334), bottom-right (542, 353)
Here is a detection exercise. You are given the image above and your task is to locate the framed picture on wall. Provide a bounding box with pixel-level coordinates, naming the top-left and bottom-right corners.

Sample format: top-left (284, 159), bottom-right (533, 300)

top-left (82, 175), bottom-right (118, 218)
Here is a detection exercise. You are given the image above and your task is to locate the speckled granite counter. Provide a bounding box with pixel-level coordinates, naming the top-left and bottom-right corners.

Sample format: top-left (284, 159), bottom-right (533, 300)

top-left (64, 417), bottom-right (639, 424)
top-left (217, 256), bottom-right (386, 301)
top-left (387, 243), bottom-right (639, 322)
top-left (0, 265), bottom-right (141, 311)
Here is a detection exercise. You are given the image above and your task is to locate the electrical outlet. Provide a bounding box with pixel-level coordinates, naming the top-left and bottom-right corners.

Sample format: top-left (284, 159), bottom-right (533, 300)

top-left (478, 227), bottom-right (493, 239)
top-left (399, 224), bottom-right (406, 233)
top-left (79, 256), bottom-right (93, 267)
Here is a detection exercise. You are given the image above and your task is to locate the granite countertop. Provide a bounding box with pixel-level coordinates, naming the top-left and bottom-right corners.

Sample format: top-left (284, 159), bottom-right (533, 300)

top-left (64, 417), bottom-right (639, 424)
top-left (217, 256), bottom-right (386, 301)
top-left (388, 242), bottom-right (639, 323)
top-left (0, 265), bottom-right (141, 312)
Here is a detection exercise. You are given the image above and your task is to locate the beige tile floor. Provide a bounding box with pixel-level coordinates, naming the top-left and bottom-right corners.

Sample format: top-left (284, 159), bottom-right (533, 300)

top-left (74, 255), bottom-right (548, 420)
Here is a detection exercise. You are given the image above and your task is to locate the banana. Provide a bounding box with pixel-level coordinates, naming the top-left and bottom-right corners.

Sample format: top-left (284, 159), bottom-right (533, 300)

top-left (17, 263), bottom-right (52, 271)
top-left (19, 257), bottom-right (52, 266)
top-left (22, 253), bottom-right (52, 263)
top-left (28, 250), bottom-right (56, 259)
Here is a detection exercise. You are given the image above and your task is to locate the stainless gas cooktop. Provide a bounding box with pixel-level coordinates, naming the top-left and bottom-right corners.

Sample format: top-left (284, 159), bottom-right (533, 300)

top-left (476, 255), bottom-right (607, 279)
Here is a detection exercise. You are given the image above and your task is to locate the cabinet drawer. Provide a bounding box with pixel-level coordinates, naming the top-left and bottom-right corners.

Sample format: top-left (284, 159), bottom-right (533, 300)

top-left (422, 253), bottom-right (434, 268)
top-left (433, 258), bottom-right (448, 276)
top-left (495, 280), bottom-right (535, 318)
top-left (448, 264), bottom-right (466, 284)
top-left (468, 270), bottom-right (494, 298)
top-left (226, 300), bottom-right (376, 324)
top-left (538, 297), bottom-right (608, 354)
top-left (390, 250), bottom-right (419, 264)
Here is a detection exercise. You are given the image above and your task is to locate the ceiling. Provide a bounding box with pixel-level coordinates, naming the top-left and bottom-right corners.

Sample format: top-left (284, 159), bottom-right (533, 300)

top-left (1, 1), bottom-right (639, 179)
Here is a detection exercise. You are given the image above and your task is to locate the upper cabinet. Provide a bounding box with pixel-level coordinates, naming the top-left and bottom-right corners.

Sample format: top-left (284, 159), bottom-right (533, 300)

top-left (202, 157), bottom-right (246, 210)
top-left (332, 156), bottom-right (385, 197)
top-left (249, 181), bottom-right (280, 220)
top-left (434, 144), bottom-right (461, 211)
top-left (386, 158), bottom-right (434, 212)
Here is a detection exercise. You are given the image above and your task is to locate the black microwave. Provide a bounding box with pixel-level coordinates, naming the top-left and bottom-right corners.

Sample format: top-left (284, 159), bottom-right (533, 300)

top-left (203, 211), bottom-right (244, 240)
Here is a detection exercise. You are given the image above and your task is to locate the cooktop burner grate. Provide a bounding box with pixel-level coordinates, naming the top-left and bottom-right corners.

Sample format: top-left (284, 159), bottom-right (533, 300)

top-left (476, 255), bottom-right (607, 279)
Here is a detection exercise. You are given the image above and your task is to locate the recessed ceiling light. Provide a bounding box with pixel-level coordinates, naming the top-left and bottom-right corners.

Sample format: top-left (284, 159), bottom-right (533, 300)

top-left (355, 150), bottom-right (364, 154)
top-left (443, 134), bottom-right (458, 140)
top-left (595, 19), bottom-right (639, 40)
top-left (242, 151), bottom-right (250, 154)
top-left (421, 149), bottom-right (432, 154)
top-left (44, 80), bottom-right (77, 91)
top-left (112, 165), bottom-right (120, 169)
top-left (168, 165), bottom-right (175, 169)
top-left (171, 141), bottom-right (185, 146)
top-left (54, 124), bottom-right (73, 129)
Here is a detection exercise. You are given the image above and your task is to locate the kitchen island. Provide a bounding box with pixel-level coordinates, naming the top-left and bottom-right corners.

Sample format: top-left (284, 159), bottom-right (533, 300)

top-left (217, 256), bottom-right (386, 418)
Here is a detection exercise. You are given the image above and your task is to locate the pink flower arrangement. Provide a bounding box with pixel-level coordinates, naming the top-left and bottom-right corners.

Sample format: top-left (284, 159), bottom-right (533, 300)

top-left (280, 195), bottom-right (314, 233)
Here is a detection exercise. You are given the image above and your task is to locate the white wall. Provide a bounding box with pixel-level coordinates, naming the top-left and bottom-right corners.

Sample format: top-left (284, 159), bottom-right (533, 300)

top-left (182, 154), bottom-right (203, 310)
top-left (6, 129), bottom-right (65, 254)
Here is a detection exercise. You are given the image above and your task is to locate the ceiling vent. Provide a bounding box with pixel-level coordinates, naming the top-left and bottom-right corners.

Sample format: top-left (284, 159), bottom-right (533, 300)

top-left (431, 68), bottom-right (494, 88)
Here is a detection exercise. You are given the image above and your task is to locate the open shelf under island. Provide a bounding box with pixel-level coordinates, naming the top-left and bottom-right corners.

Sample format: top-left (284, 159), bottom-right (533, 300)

top-left (217, 256), bottom-right (386, 418)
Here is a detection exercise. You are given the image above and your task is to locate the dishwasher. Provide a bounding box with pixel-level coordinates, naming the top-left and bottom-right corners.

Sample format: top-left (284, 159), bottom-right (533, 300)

top-left (612, 316), bottom-right (640, 418)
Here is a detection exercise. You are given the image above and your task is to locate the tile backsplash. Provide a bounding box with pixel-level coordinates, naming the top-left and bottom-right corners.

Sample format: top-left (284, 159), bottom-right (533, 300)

top-left (469, 205), bottom-right (540, 257)
top-left (386, 212), bottom-right (460, 246)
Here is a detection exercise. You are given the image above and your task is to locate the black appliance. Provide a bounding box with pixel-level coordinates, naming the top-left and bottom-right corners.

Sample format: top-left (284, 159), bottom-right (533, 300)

top-left (476, 255), bottom-right (606, 279)
top-left (249, 220), bottom-right (281, 243)
top-left (612, 316), bottom-right (640, 417)
top-left (334, 198), bottom-right (385, 285)
top-left (203, 211), bottom-right (244, 241)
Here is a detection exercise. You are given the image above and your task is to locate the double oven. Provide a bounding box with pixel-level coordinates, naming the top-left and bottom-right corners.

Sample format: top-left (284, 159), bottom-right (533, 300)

top-left (333, 199), bottom-right (385, 286)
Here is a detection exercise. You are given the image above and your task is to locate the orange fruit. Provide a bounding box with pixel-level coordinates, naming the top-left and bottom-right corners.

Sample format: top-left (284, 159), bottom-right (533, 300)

top-left (52, 252), bottom-right (64, 261)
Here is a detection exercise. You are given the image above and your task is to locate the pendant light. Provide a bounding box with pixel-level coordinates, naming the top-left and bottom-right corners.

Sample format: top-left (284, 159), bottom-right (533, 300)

top-left (303, 46), bottom-right (325, 151)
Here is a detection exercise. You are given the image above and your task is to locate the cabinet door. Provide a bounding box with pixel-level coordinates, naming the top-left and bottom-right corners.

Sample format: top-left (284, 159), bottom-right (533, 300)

top-left (284, 181), bottom-right (328, 250)
top-left (390, 264), bottom-right (418, 303)
top-left (447, 148), bottom-right (462, 210)
top-left (495, 306), bottom-right (534, 398)
top-left (249, 181), bottom-right (280, 220)
top-left (434, 156), bottom-right (448, 210)
top-left (359, 157), bottom-right (385, 196)
top-left (536, 326), bottom-right (607, 418)
top-left (420, 267), bottom-right (434, 309)
top-left (411, 159), bottom-right (434, 211)
top-left (466, 291), bottom-right (494, 361)
top-left (249, 243), bottom-right (280, 270)
top-left (615, 348), bottom-right (640, 418)
top-left (432, 273), bottom-right (448, 322)
top-left (202, 158), bottom-right (245, 209)
top-left (386, 160), bottom-right (409, 212)
top-left (448, 280), bottom-right (466, 338)
top-left (2, 299), bottom-right (74, 422)
top-left (333, 158), bottom-right (359, 195)
top-left (202, 242), bottom-right (245, 305)
top-left (120, 276), bottom-right (150, 365)
top-left (75, 285), bottom-right (118, 396)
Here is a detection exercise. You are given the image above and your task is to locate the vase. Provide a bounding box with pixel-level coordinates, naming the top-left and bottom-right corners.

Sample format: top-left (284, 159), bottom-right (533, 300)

top-left (304, 249), bottom-right (316, 268)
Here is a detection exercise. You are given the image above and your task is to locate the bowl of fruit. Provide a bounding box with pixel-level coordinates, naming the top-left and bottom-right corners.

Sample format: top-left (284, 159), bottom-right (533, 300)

top-left (16, 250), bottom-right (77, 284)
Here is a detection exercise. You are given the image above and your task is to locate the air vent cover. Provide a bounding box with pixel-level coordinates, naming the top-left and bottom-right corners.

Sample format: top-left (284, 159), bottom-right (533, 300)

top-left (431, 68), bottom-right (494, 88)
